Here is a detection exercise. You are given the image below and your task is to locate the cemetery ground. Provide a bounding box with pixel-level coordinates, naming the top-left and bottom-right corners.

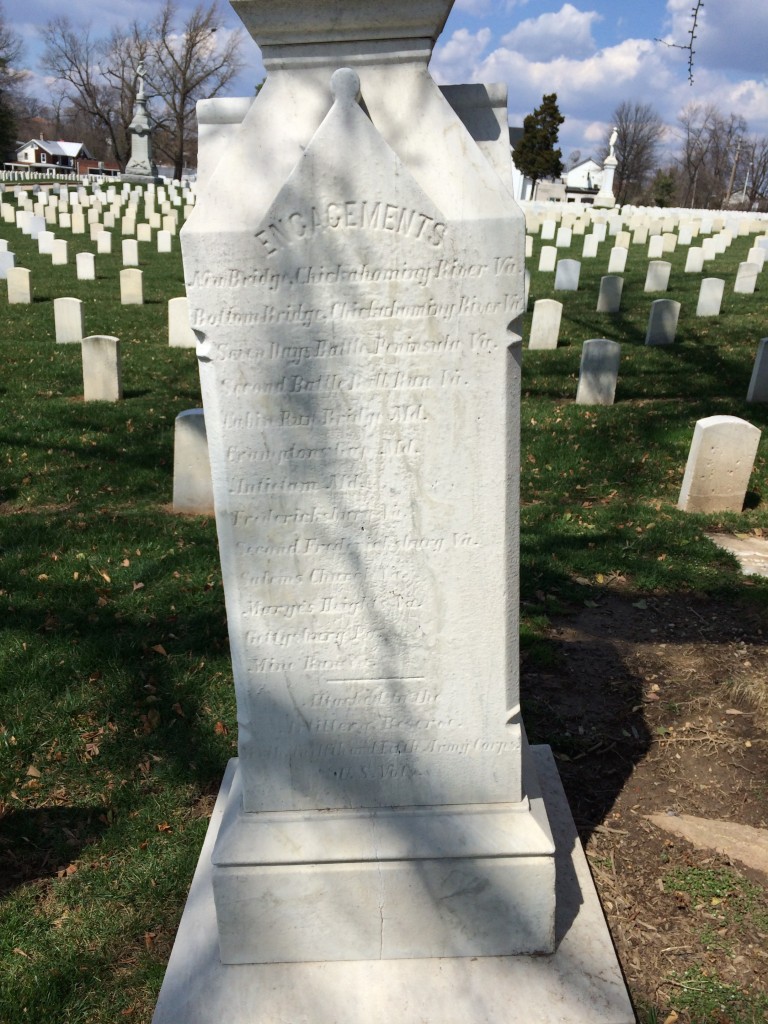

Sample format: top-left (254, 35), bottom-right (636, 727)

top-left (0, 202), bottom-right (767, 1024)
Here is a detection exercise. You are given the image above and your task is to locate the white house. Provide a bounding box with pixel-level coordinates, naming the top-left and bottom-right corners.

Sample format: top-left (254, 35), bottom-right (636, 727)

top-left (564, 158), bottom-right (604, 191)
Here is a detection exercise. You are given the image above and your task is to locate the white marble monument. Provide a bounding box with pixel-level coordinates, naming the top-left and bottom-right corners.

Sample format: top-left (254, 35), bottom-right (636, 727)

top-left (153, 2), bottom-right (634, 1022)
top-left (123, 62), bottom-right (160, 184)
top-left (594, 126), bottom-right (617, 208)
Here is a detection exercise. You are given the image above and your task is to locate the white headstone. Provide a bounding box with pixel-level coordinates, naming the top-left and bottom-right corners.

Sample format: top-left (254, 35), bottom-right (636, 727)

top-left (696, 277), bottom-right (724, 316)
top-left (734, 262), bottom-right (759, 295)
top-left (645, 299), bottom-right (680, 346)
top-left (37, 230), bottom-right (55, 255)
top-left (644, 260), bottom-right (671, 293)
top-left (54, 296), bottom-right (84, 343)
top-left (747, 338), bottom-right (768, 403)
top-left (51, 239), bottom-right (68, 265)
top-left (607, 246), bottom-right (627, 274)
top-left (701, 237), bottom-right (717, 261)
top-left (596, 275), bottom-right (623, 313)
top-left (541, 219), bottom-right (556, 240)
top-left (528, 298), bottom-right (562, 350)
top-left (97, 231), bottom-right (112, 254)
top-left (173, 409), bottom-right (215, 514)
top-left (120, 268), bottom-right (144, 305)
top-left (122, 238), bottom-right (139, 266)
top-left (581, 234), bottom-right (599, 259)
top-left (554, 258), bottom-right (580, 291)
top-left (678, 415), bottom-right (761, 513)
top-left (168, 296), bottom-right (197, 348)
top-left (538, 245), bottom-right (556, 272)
top-left (82, 335), bottom-right (123, 401)
top-left (555, 226), bottom-right (572, 248)
top-left (647, 235), bottom-right (664, 259)
top-left (7, 267), bottom-right (31, 304)
top-left (746, 246), bottom-right (766, 270)
top-left (0, 250), bottom-right (15, 278)
top-left (684, 247), bottom-right (704, 273)
top-left (76, 252), bottom-right (96, 281)
top-left (575, 339), bottom-right (621, 405)
top-left (137, 223), bottom-right (153, 242)
top-left (28, 214), bottom-right (46, 239)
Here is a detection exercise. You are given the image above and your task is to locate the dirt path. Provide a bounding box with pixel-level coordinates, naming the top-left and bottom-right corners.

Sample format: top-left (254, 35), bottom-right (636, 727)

top-left (523, 590), bottom-right (768, 1021)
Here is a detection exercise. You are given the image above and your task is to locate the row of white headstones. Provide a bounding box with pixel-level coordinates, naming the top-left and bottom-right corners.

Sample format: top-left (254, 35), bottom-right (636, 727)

top-left (523, 203), bottom-right (768, 515)
top-left (1, 183), bottom-right (767, 517)
top-left (0, 178), bottom-right (193, 308)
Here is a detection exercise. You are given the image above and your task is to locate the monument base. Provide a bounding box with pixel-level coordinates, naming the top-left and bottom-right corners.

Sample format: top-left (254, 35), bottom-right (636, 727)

top-left (121, 173), bottom-right (162, 185)
top-left (592, 194), bottom-right (616, 208)
top-left (152, 747), bottom-right (636, 1024)
top-left (211, 746), bottom-right (556, 963)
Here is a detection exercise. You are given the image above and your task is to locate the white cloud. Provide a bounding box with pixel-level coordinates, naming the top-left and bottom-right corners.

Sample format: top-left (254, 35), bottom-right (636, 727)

top-left (500, 4), bottom-right (601, 61)
top-left (479, 37), bottom-right (671, 103)
top-left (583, 120), bottom-right (609, 144)
top-left (431, 28), bottom-right (492, 84)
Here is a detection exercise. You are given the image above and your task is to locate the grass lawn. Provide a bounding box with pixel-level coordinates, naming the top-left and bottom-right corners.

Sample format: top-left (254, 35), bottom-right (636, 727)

top-left (1, 190), bottom-right (767, 1023)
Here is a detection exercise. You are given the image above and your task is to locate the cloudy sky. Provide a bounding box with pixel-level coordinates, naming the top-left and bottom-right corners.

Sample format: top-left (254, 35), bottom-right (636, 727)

top-left (13, 0), bottom-right (768, 160)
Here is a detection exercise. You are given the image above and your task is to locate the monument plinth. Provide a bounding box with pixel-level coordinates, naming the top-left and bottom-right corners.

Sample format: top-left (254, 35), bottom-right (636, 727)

top-left (153, 2), bottom-right (635, 1020)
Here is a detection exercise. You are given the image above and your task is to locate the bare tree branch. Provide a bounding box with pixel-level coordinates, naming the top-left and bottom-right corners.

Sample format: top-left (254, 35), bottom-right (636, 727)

top-left (147, 1), bottom-right (244, 178)
top-left (656, 0), bottom-right (704, 85)
top-left (603, 101), bottom-right (664, 205)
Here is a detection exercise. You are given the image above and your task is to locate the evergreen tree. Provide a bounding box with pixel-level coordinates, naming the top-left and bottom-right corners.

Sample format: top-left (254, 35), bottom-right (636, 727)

top-left (513, 93), bottom-right (564, 190)
top-left (0, 89), bottom-right (16, 161)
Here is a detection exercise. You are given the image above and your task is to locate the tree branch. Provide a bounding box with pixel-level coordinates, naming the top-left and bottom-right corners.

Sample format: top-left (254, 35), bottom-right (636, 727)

top-left (655, 0), bottom-right (704, 85)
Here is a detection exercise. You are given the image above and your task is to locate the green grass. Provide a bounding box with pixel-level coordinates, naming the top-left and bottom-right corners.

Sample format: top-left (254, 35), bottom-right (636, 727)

top-left (520, 225), bottom-right (768, 615)
top-left (670, 967), bottom-right (768, 1024)
top-left (1, 189), bottom-right (768, 1021)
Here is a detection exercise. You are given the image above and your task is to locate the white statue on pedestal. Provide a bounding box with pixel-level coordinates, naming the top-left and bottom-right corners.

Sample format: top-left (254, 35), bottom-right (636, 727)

top-left (595, 125), bottom-right (618, 207)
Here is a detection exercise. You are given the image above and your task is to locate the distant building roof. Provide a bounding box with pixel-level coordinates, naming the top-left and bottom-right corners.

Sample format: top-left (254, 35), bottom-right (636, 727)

top-left (569, 158), bottom-right (602, 172)
top-left (18, 139), bottom-right (94, 160)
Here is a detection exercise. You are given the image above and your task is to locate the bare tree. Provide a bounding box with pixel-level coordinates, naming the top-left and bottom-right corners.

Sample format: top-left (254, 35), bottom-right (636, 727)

top-left (40, 17), bottom-right (149, 167)
top-left (735, 137), bottom-right (768, 209)
top-left (147, 2), bottom-right (244, 179)
top-left (40, 3), bottom-right (242, 175)
top-left (605, 100), bottom-right (664, 205)
top-left (676, 102), bottom-right (747, 208)
top-left (0, 0), bottom-right (29, 158)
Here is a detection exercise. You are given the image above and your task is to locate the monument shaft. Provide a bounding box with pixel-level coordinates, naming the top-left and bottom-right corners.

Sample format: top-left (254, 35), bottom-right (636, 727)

top-left (180, 0), bottom-right (556, 965)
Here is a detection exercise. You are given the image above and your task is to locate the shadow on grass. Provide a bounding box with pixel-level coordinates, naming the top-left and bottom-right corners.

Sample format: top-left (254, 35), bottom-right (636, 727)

top-left (0, 807), bottom-right (108, 897)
